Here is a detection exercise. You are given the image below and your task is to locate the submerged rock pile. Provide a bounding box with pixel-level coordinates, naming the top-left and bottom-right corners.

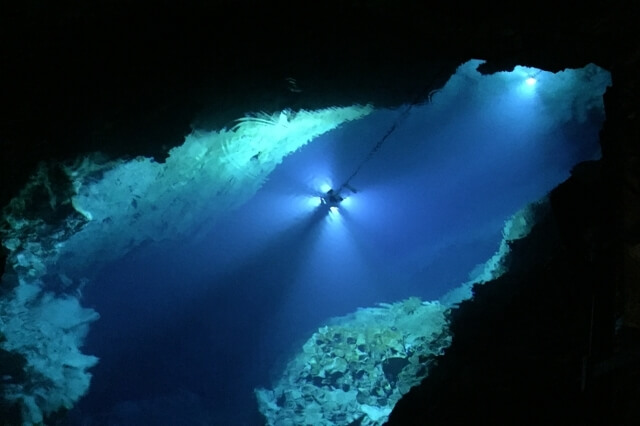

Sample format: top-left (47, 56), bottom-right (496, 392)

top-left (255, 298), bottom-right (451, 425)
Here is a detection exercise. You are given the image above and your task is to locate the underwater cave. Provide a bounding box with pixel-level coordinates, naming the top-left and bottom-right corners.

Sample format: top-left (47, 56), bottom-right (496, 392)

top-left (1, 2), bottom-right (639, 425)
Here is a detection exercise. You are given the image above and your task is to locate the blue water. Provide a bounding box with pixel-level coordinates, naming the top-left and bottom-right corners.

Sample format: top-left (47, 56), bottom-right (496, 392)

top-left (64, 68), bottom-right (604, 425)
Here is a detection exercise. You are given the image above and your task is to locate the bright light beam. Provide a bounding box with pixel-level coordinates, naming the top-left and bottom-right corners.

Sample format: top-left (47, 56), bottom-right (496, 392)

top-left (319, 182), bottom-right (333, 193)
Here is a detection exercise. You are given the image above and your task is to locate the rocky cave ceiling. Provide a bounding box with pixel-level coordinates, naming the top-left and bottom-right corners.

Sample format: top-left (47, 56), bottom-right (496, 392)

top-left (1, 1), bottom-right (637, 210)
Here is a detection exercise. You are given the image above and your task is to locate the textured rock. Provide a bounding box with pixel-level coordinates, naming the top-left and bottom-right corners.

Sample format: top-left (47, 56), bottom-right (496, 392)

top-left (255, 299), bottom-right (450, 426)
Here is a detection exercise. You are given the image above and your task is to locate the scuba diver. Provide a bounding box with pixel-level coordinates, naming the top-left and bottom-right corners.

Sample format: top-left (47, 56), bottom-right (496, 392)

top-left (321, 189), bottom-right (344, 207)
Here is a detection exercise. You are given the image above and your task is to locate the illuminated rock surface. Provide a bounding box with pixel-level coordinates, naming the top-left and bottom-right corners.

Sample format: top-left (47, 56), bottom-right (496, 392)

top-left (256, 298), bottom-right (450, 426)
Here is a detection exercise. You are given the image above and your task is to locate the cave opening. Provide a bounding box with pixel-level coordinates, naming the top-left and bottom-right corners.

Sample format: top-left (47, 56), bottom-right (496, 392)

top-left (1, 60), bottom-right (610, 425)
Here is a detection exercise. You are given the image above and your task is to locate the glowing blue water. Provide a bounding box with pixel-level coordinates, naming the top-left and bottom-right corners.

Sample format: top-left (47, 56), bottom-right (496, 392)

top-left (66, 64), bottom-right (606, 425)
